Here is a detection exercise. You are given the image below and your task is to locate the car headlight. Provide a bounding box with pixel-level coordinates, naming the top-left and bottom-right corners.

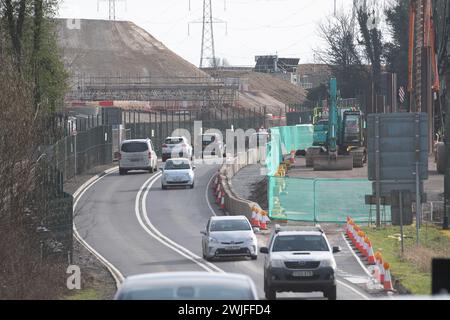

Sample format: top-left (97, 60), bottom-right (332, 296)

top-left (208, 237), bottom-right (219, 244)
top-left (246, 237), bottom-right (256, 244)
top-left (270, 260), bottom-right (285, 268)
top-left (320, 259), bottom-right (337, 269)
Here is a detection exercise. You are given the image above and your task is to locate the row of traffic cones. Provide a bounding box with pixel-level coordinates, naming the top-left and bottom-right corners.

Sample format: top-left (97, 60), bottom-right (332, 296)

top-left (346, 217), bottom-right (394, 292)
top-left (212, 173), bottom-right (225, 210)
top-left (251, 206), bottom-right (271, 231)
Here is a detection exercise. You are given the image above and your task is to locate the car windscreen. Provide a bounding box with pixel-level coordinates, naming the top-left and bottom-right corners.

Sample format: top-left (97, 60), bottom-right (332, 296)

top-left (272, 235), bottom-right (329, 252)
top-left (119, 284), bottom-right (254, 300)
top-left (165, 138), bottom-right (184, 145)
top-left (121, 142), bottom-right (148, 153)
top-left (164, 160), bottom-right (191, 170)
top-left (210, 219), bottom-right (251, 232)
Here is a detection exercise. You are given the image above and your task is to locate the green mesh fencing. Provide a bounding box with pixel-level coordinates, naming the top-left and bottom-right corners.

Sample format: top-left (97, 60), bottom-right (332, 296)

top-left (266, 125), bottom-right (314, 176)
top-left (268, 176), bottom-right (392, 224)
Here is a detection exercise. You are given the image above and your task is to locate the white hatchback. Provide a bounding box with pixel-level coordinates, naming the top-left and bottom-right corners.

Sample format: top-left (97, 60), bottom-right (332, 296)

top-left (119, 139), bottom-right (158, 175)
top-left (161, 158), bottom-right (195, 189)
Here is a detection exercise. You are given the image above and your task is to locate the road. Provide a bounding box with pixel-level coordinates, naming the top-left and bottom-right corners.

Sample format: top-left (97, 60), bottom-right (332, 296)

top-left (74, 160), bottom-right (373, 300)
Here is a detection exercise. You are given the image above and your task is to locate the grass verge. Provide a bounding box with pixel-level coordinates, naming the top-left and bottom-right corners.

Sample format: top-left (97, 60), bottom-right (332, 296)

top-left (361, 223), bottom-right (450, 295)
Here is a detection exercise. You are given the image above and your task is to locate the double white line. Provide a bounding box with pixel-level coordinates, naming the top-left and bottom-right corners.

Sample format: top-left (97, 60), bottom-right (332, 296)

top-left (135, 172), bottom-right (225, 274)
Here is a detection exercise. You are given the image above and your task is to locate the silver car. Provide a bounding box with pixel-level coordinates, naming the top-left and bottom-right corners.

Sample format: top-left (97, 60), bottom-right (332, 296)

top-left (119, 139), bottom-right (158, 175)
top-left (161, 158), bottom-right (195, 189)
top-left (114, 272), bottom-right (259, 300)
top-left (201, 216), bottom-right (258, 261)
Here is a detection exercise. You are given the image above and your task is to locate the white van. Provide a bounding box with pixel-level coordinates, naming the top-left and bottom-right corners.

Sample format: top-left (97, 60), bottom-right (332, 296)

top-left (119, 139), bottom-right (158, 175)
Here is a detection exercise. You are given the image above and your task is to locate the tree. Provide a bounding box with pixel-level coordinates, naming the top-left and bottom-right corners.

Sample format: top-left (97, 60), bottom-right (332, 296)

top-left (357, 4), bottom-right (384, 92)
top-left (384, 0), bottom-right (410, 89)
top-left (315, 12), bottom-right (367, 98)
top-left (0, 0), bottom-right (67, 112)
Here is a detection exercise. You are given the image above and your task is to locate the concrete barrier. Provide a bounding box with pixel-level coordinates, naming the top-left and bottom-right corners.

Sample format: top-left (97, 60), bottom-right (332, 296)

top-left (218, 149), bottom-right (263, 221)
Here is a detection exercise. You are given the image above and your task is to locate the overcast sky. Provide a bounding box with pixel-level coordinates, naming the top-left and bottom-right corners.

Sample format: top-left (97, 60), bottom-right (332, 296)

top-left (58, 0), bottom-right (363, 67)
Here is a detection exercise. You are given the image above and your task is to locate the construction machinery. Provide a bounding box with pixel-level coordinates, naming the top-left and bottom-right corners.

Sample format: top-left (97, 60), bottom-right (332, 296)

top-left (306, 78), bottom-right (366, 171)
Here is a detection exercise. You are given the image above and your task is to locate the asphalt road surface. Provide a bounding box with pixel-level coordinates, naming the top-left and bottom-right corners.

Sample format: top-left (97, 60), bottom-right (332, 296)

top-left (75, 160), bottom-right (373, 300)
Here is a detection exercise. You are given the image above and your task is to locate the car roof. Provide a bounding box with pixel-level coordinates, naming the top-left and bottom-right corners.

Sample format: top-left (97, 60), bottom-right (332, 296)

top-left (122, 272), bottom-right (253, 287)
top-left (210, 215), bottom-right (248, 221)
top-left (166, 158), bottom-right (190, 162)
top-left (166, 136), bottom-right (185, 139)
top-left (122, 139), bottom-right (150, 143)
top-left (276, 231), bottom-right (324, 237)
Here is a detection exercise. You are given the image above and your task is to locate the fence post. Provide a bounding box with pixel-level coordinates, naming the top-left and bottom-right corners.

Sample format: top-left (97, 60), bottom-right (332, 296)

top-left (313, 179), bottom-right (317, 224)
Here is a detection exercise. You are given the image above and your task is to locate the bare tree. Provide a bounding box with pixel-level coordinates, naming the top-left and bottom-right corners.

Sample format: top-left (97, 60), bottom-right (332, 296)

top-left (315, 12), bottom-right (368, 98)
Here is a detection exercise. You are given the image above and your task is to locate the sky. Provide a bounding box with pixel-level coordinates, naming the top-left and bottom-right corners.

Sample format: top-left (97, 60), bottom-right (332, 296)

top-left (58, 0), bottom-right (362, 67)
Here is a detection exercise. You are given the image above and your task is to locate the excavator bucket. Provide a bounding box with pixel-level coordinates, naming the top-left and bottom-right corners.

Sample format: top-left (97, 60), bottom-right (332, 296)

top-left (313, 155), bottom-right (354, 171)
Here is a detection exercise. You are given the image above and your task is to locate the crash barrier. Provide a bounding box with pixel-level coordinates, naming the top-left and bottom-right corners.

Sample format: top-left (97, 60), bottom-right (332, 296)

top-left (266, 125), bottom-right (314, 176)
top-left (268, 176), bottom-right (392, 223)
top-left (346, 217), bottom-right (394, 292)
top-left (214, 149), bottom-right (271, 230)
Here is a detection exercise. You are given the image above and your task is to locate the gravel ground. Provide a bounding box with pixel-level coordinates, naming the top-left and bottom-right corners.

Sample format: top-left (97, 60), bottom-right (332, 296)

top-left (64, 163), bottom-right (118, 300)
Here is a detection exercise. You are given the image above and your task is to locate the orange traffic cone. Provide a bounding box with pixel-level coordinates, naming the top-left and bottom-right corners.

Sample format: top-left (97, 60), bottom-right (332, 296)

top-left (251, 207), bottom-right (260, 227)
top-left (367, 240), bottom-right (376, 265)
top-left (259, 211), bottom-right (270, 230)
top-left (216, 186), bottom-right (222, 204)
top-left (377, 254), bottom-right (385, 284)
top-left (220, 190), bottom-right (225, 209)
top-left (212, 174), bottom-right (219, 190)
top-left (290, 151), bottom-right (295, 164)
top-left (383, 262), bottom-right (394, 291)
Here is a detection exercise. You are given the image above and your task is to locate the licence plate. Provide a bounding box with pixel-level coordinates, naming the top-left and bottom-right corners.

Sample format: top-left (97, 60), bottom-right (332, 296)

top-left (130, 158), bottom-right (140, 162)
top-left (292, 271), bottom-right (314, 278)
top-left (225, 246), bottom-right (240, 250)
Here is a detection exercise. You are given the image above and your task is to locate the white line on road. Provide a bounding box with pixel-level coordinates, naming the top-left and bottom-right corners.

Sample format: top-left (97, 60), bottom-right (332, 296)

top-left (336, 279), bottom-right (370, 300)
top-left (341, 233), bottom-right (373, 278)
top-left (73, 167), bottom-right (125, 288)
top-left (135, 173), bottom-right (225, 274)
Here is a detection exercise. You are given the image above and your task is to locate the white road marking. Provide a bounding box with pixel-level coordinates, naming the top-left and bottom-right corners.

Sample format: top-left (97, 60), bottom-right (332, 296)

top-left (136, 173), bottom-right (225, 274)
top-left (341, 233), bottom-right (374, 278)
top-left (73, 167), bottom-right (125, 288)
top-left (336, 279), bottom-right (370, 300)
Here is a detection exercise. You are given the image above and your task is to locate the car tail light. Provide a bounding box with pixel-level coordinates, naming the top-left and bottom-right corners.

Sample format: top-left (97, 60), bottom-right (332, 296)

top-left (182, 144), bottom-right (187, 147)
top-left (148, 152), bottom-right (152, 159)
top-left (162, 144), bottom-right (168, 148)
top-left (118, 153), bottom-right (121, 161)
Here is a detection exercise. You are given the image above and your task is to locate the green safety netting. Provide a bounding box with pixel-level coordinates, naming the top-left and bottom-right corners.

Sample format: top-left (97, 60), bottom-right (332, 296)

top-left (268, 176), bottom-right (391, 224)
top-left (266, 125), bottom-right (314, 176)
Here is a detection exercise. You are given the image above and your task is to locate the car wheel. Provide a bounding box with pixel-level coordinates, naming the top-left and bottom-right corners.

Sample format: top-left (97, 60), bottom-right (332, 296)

top-left (119, 169), bottom-right (126, 175)
top-left (162, 185), bottom-right (167, 190)
top-left (251, 255), bottom-right (258, 261)
top-left (264, 284), bottom-right (276, 300)
top-left (149, 167), bottom-right (154, 174)
top-left (326, 285), bottom-right (337, 300)
top-left (190, 183), bottom-right (194, 189)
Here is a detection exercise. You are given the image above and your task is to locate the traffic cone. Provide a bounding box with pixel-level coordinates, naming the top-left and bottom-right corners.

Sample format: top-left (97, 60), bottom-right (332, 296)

top-left (251, 207), bottom-right (260, 227)
top-left (260, 211), bottom-right (270, 230)
top-left (383, 262), bottom-right (394, 291)
top-left (367, 240), bottom-right (376, 265)
top-left (216, 186), bottom-right (222, 204)
top-left (363, 236), bottom-right (370, 257)
top-left (212, 174), bottom-right (219, 190)
top-left (290, 151), bottom-right (295, 164)
top-left (220, 190), bottom-right (225, 209)
top-left (215, 181), bottom-right (221, 196)
top-left (377, 254), bottom-right (385, 284)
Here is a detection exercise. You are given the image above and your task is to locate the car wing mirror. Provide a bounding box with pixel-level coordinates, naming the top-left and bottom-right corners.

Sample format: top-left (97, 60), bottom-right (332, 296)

top-left (260, 247), bottom-right (269, 254)
top-left (333, 246), bottom-right (342, 254)
top-left (200, 231), bottom-right (207, 236)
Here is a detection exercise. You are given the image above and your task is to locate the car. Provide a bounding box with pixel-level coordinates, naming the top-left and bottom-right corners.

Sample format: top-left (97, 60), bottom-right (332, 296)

top-left (161, 158), bottom-right (195, 189)
top-left (200, 133), bottom-right (225, 157)
top-left (119, 139), bottom-right (158, 175)
top-left (114, 272), bottom-right (259, 300)
top-left (201, 216), bottom-right (258, 261)
top-left (162, 136), bottom-right (193, 162)
top-left (260, 225), bottom-right (341, 300)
